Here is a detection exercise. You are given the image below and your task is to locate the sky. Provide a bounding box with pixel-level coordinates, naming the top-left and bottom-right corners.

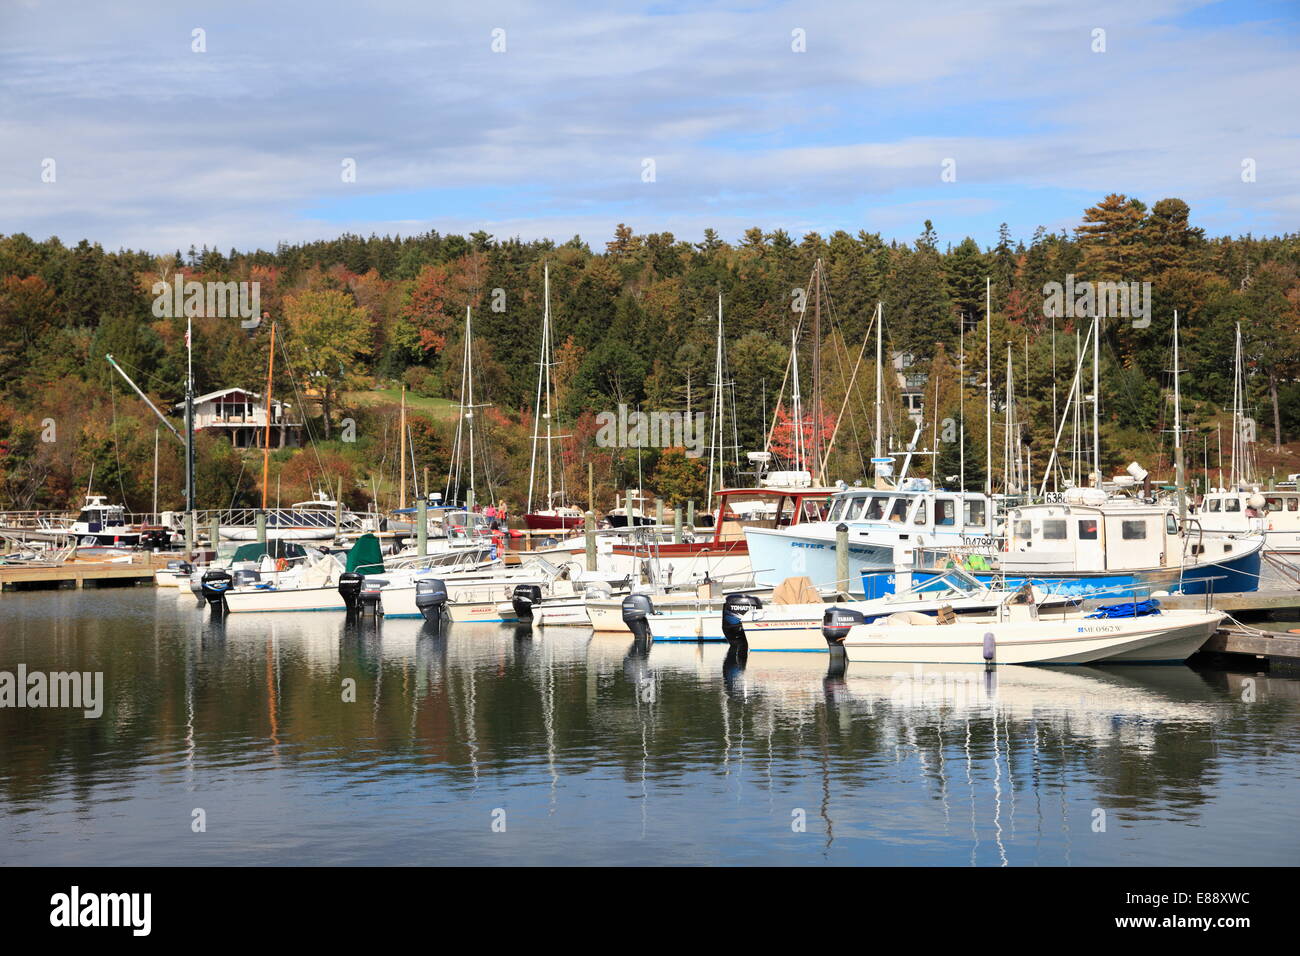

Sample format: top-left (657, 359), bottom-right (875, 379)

top-left (1, 0), bottom-right (1297, 254)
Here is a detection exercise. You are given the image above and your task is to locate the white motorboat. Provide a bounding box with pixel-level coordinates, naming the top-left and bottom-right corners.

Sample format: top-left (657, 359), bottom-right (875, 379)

top-left (832, 598), bottom-right (1224, 665)
top-left (726, 570), bottom-right (1068, 651)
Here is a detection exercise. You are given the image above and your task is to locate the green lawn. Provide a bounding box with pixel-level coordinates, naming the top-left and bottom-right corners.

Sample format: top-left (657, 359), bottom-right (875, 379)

top-left (345, 389), bottom-right (459, 417)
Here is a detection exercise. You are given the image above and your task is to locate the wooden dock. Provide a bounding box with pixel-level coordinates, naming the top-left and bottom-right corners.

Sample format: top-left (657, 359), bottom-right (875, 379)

top-left (0, 552), bottom-right (178, 591)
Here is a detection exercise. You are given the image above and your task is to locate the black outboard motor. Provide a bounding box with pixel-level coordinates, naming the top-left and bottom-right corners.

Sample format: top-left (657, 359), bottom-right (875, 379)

top-left (511, 584), bottom-right (543, 621)
top-left (232, 568), bottom-right (261, 588)
top-left (167, 559), bottom-right (193, 574)
top-left (201, 568), bottom-right (232, 613)
top-left (722, 593), bottom-right (762, 643)
top-left (358, 577), bottom-right (387, 615)
top-left (822, 607), bottom-right (866, 647)
top-left (621, 593), bottom-right (654, 640)
top-left (338, 572), bottom-right (364, 613)
top-left (415, 578), bottom-right (448, 624)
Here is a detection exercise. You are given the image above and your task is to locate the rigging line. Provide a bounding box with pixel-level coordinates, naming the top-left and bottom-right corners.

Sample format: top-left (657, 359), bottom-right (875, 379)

top-left (109, 377), bottom-right (129, 508)
top-left (275, 327), bottom-right (333, 496)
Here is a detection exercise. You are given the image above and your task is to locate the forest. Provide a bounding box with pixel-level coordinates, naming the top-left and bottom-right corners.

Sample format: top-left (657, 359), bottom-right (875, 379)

top-left (1, 193), bottom-right (1298, 516)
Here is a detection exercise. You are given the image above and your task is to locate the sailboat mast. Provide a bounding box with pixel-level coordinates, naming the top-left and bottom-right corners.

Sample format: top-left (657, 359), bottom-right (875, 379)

top-left (185, 316), bottom-right (194, 514)
top-left (261, 321), bottom-right (276, 510)
top-left (1230, 322), bottom-right (1242, 489)
top-left (543, 269), bottom-right (554, 508)
top-left (399, 384), bottom-right (407, 512)
top-left (466, 306), bottom-right (476, 508)
top-left (1173, 310), bottom-right (1186, 519)
top-left (984, 278), bottom-right (992, 496)
top-left (812, 259), bottom-right (823, 483)
top-left (1092, 313), bottom-right (1102, 488)
top-left (874, 302), bottom-right (883, 468)
top-left (958, 317), bottom-right (965, 491)
top-left (708, 292), bottom-right (724, 503)
top-left (790, 326), bottom-right (803, 472)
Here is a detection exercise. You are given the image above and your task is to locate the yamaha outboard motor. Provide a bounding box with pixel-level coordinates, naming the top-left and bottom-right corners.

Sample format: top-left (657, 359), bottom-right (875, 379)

top-left (201, 568), bottom-right (232, 613)
top-left (621, 593), bottom-right (654, 640)
top-left (358, 577), bottom-right (387, 615)
top-left (338, 572), bottom-right (364, 613)
top-left (822, 607), bottom-right (865, 647)
top-left (722, 593), bottom-right (762, 643)
top-left (415, 578), bottom-right (448, 624)
top-left (511, 584), bottom-right (543, 622)
top-left (232, 568), bottom-right (261, 589)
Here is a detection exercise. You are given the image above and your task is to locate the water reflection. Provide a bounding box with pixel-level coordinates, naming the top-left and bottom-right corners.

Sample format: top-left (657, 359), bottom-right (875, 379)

top-left (1, 590), bottom-right (1298, 866)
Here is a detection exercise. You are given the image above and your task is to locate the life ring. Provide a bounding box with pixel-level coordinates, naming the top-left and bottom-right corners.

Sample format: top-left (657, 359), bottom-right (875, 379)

top-left (275, 557), bottom-right (288, 571)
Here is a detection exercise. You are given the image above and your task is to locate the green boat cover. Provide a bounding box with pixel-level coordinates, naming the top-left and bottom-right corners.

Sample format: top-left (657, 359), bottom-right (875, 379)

top-left (231, 540), bottom-right (308, 562)
top-left (344, 533), bottom-right (385, 575)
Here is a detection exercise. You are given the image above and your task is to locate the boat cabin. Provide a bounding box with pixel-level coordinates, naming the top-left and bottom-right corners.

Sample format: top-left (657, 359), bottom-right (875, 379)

top-left (824, 484), bottom-right (994, 536)
top-left (708, 485), bottom-right (836, 545)
top-left (1003, 502), bottom-right (1181, 572)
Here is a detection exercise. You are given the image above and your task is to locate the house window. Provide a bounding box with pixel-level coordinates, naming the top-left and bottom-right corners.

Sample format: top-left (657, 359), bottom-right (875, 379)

top-left (1122, 520), bottom-right (1147, 540)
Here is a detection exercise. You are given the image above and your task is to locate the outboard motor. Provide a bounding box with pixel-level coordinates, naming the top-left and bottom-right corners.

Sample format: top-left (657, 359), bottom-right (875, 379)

top-left (232, 568), bottom-right (261, 589)
top-left (338, 572), bottom-right (364, 613)
top-left (822, 607), bottom-right (866, 647)
top-left (722, 593), bottom-right (762, 643)
top-left (415, 578), bottom-right (448, 624)
top-left (201, 568), bottom-right (232, 613)
top-left (511, 584), bottom-right (543, 621)
top-left (621, 593), bottom-right (654, 640)
top-left (167, 559), bottom-right (193, 574)
top-left (358, 577), bottom-right (388, 615)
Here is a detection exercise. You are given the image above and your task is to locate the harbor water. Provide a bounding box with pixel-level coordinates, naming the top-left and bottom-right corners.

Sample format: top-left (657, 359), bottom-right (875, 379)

top-left (2, 588), bottom-right (1298, 866)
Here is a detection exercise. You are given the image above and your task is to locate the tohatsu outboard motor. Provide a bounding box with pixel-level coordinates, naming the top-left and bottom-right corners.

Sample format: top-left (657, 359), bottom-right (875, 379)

top-left (722, 593), bottom-right (762, 643)
top-left (358, 577), bottom-right (388, 615)
top-left (621, 593), bottom-right (654, 640)
top-left (822, 607), bottom-right (865, 647)
top-left (415, 578), bottom-right (448, 624)
top-left (511, 584), bottom-right (543, 622)
top-left (201, 568), bottom-right (232, 613)
top-left (338, 572), bottom-right (364, 613)
top-left (232, 568), bottom-right (261, 589)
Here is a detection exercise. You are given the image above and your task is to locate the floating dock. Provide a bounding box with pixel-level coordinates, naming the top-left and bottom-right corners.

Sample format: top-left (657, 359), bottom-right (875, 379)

top-left (0, 552), bottom-right (179, 591)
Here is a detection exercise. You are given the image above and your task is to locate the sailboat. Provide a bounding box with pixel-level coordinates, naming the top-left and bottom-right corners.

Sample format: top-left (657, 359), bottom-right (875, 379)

top-left (523, 264), bottom-right (583, 531)
top-left (743, 300), bottom-right (996, 595)
top-left (943, 314), bottom-right (1265, 596)
top-left (1196, 322), bottom-right (1300, 553)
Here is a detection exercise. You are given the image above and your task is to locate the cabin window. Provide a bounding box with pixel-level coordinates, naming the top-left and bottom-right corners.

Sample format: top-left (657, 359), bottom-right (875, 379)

top-left (828, 499), bottom-right (846, 522)
top-left (1015, 520), bottom-right (1032, 539)
top-left (1042, 519), bottom-right (1067, 540)
top-left (935, 499), bottom-right (956, 526)
top-left (965, 500), bottom-right (986, 526)
top-left (1267, 497), bottom-right (1284, 511)
top-left (844, 497), bottom-right (866, 521)
top-left (888, 499), bottom-right (908, 523)
top-left (1078, 519), bottom-right (1098, 540)
top-left (1166, 515), bottom-right (1179, 534)
top-left (865, 497), bottom-right (887, 520)
top-left (1225, 499), bottom-right (1240, 512)
top-left (1121, 520), bottom-right (1148, 540)
top-left (913, 500), bottom-right (927, 525)
top-left (1207, 499), bottom-right (1221, 512)
top-left (1290, 498), bottom-right (1299, 512)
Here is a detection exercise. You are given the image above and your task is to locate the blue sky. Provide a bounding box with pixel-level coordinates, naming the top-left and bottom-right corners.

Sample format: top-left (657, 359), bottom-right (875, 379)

top-left (1, 0), bottom-right (1297, 253)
